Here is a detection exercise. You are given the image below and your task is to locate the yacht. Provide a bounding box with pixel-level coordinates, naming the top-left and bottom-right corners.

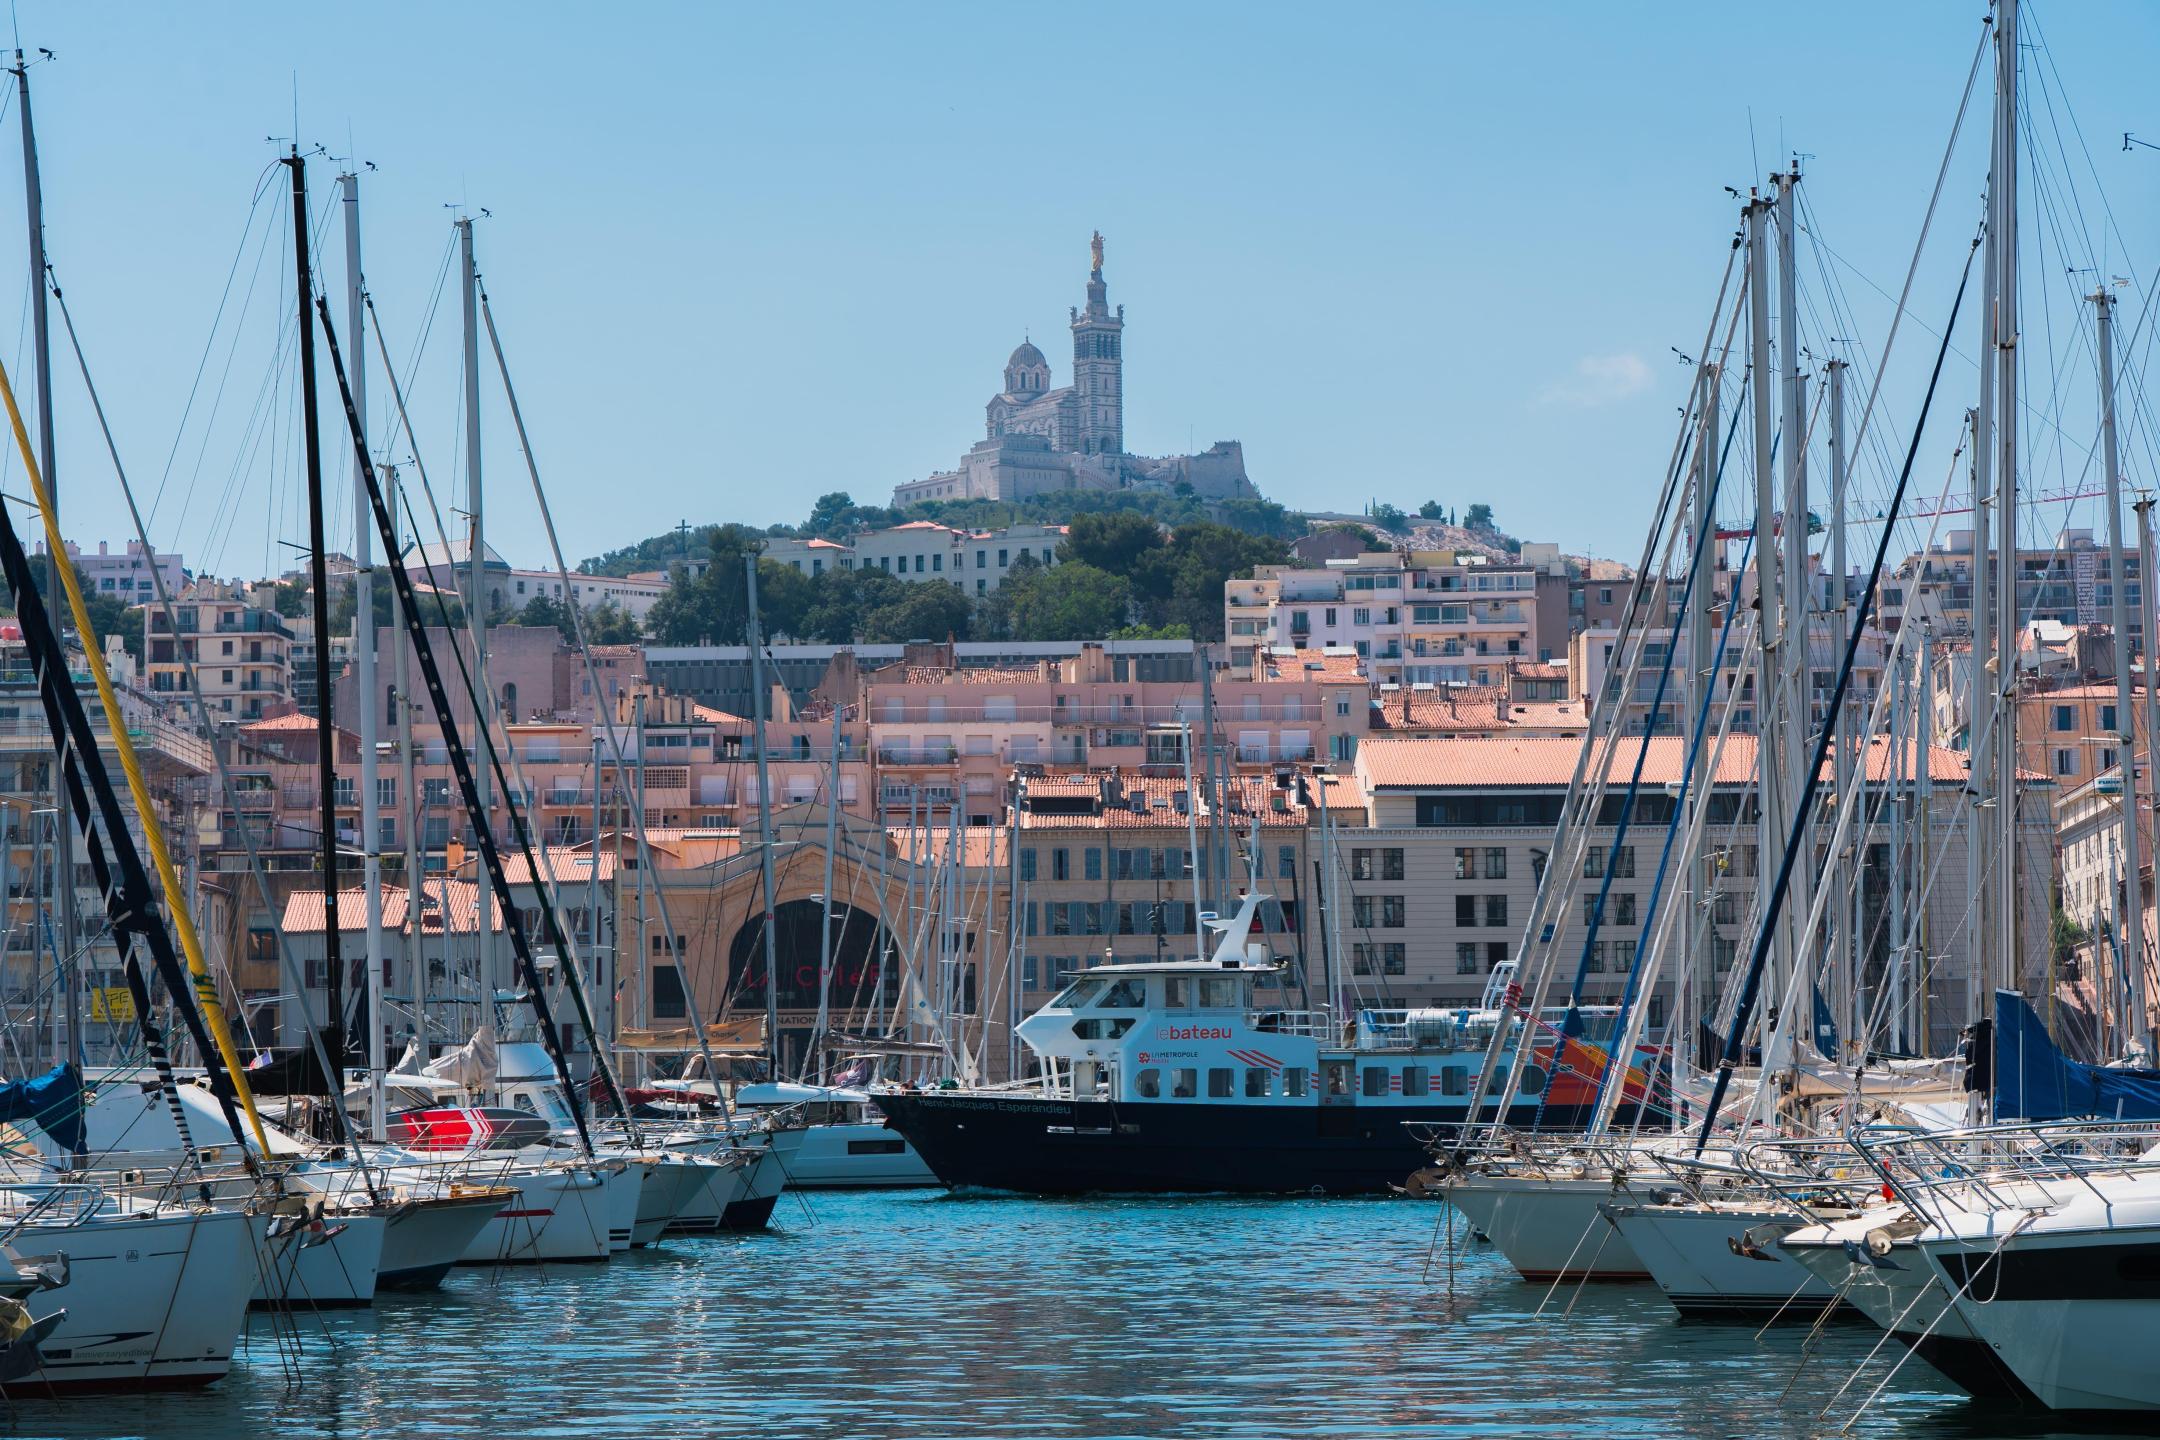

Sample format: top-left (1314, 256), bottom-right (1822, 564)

top-left (733, 1082), bottom-right (935, 1188)
top-left (873, 896), bottom-right (1643, 1196)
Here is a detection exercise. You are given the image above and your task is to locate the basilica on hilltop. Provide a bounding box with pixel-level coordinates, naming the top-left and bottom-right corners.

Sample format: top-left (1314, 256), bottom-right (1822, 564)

top-left (891, 234), bottom-right (1256, 508)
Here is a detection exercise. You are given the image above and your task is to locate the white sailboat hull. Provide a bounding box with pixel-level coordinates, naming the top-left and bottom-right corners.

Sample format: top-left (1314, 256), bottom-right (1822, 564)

top-left (1448, 1173), bottom-right (1651, 1282)
top-left (252, 1210), bottom-right (385, 1308)
top-left (9, 1204), bottom-right (261, 1393)
top-left (457, 1165), bottom-right (620, 1265)
top-left (1603, 1203), bottom-right (1845, 1319)
top-left (662, 1155), bottom-right (750, 1236)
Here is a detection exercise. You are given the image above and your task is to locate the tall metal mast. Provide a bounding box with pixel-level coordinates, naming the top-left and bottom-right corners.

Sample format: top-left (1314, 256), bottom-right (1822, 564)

top-left (458, 217), bottom-right (494, 1001)
top-left (13, 54), bottom-right (76, 1063)
top-left (1774, 167), bottom-right (1812, 1056)
top-left (394, 462), bottom-right (426, 1055)
top-left (1826, 357), bottom-right (1853, 1042)
top-left (287, 149), bottom-right (343, 1097)
top-left (1992, 0), bottom-right (2023, 998)
top-left (2094, 285), bottom-right (2148, 1051)
top-left (1745, 191), bottom-right (1784, 1035)
top-left (342, 168), bottom-right (386, 1137)
top-left (745, 556), bottom-right (783, 1076)
top-left (1687, 361), bottom-right (1719, 1053)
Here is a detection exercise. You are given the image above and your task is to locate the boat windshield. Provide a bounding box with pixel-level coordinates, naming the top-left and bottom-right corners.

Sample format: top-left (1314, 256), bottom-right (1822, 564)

top-left (1096, 978), bottom-right (1147, 1009)
top-left (1050, 977), bottom-right (1107, 1010)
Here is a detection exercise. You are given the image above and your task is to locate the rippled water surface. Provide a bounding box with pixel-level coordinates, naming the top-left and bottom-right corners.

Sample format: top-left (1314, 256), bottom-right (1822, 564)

top-left (3, 1191), bottom-right (2148, 1439)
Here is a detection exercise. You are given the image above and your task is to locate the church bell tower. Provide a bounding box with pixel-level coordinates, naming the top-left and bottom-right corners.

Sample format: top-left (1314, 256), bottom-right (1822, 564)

top-left (1070, 231), bottom-right (1124, 456)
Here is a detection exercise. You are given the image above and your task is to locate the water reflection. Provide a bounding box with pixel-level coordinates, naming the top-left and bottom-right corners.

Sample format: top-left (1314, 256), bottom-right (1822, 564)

top-left (0, 1193), bottom-right (2137, 1440)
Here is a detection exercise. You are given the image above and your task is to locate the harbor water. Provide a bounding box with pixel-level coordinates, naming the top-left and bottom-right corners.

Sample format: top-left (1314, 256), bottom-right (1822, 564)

top-left (2, 1191), bottom-right (2134, 1440)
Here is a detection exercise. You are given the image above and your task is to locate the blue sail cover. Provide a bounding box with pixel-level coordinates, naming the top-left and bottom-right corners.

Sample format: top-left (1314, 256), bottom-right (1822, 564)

top-left (0, 1063), bottom-right (82, 1154)
top-left (1993, 990), bottom-right (2160, 1121)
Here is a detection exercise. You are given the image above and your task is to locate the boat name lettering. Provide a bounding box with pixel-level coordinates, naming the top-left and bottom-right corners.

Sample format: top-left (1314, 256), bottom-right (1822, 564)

top-left (1155, 1025), bottom-right (1231, 1041)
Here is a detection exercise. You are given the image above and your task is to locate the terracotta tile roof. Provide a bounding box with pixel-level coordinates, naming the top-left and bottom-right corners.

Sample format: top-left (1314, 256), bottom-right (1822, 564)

top-left (1024, 777), bottom-right (1104, 799)
top-left (281, 879), bottom-right (495, 935)
top-left (241, 713), bottom-right (317, 733)
top-left (893, 663), bottom-right (1044, 685)
top-left (887, 827), bottom-right (1011, 868)
top-left (500, 847), bottom-right (617, 885)
top-left (1368, 687), bottom-right (1509, 732)
top-left (1256, 647), bottom-right (1367, 683)
top-left (689, 701), bottom-right (748, 723)
top-left (1510, 661), bottom-right (1567, 680)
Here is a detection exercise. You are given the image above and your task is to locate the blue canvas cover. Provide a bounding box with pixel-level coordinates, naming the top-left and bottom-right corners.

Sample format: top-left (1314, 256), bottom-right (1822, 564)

top-left (1993, 989), bottom-right (2160, 1121)
top-left (0, 1063), bottom-right (82, 1154)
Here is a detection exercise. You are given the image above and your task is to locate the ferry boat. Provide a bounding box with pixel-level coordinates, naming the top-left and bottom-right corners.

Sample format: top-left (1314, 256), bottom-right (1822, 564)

top-left (872, 895), bottom-right (1658, 1196)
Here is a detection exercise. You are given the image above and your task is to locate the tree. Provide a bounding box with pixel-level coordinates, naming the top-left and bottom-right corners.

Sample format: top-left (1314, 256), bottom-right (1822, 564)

top-left (1418, 500), bottom-right (1445, 520)
top-left (1060, 510), bottom-right (1164, 576)
top-left (859, 580), bottom-right (973, 644)
top-left (1464, 503), bottom-right (1496, 531)
top-left (1370, 503), bottom-right (1409, 533)
top-left (983, 560), bottom-right (1131, 641)
top-left (518, 593), bottom-right (570, 635)
top-left (585, 599), bottom-right (643, 645)
top-left (642, 525), bottom-right (772, 644)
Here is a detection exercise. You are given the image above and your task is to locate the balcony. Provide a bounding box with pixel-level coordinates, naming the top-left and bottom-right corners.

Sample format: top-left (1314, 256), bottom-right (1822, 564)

top-left (878, 746), bottom-right (957, 766)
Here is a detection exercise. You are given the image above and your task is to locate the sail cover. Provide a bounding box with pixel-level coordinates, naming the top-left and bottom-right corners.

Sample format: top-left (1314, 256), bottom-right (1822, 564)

top-left (1993, 989), bottom-right (2160, 1121)
top-left (423, 1025), bottom-right (498, 1091)
top-left (0, 1063), bottom-right (82, 1154)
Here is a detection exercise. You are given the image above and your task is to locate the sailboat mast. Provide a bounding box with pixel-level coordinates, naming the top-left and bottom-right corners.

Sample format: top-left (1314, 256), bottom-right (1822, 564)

top-left (811, 704), bottom-right (841, 1081)
top-left (459, 216), bottom-right (495, 1004)
top-left (288, 149), bottom-right (345, 1099)
top-left (1992, 0), bottom-right (2022, 998)
top-left (1745, 191), bottom-right (1782, 1047)
top-left (745, 555), bottom-right (783, 1076)
top-left (342, 168), bottom-right (387, 1138)
top-left (13, 54), bottom-right (76, 1066)
top-left (393, 463), bottom-right (426, 1056)
top-left (2094, 285), bottom-right (2148, 1051)
top-left (1774, 166), bottom-right (1811, 1065)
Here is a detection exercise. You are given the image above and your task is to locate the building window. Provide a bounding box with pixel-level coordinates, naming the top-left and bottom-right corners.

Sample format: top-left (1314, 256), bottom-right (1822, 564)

top-left (2052, 705), bottom-right (2074, 732)
top-left (1614, 893), bottom-right (1637, 926)
top-left (1382, 848), bottom-right (1404, 881)
top-left (1353, 895), bottom-right (1375, 928)
top-left (976, 550), bottom-right (987, 569)
top-left (1020, 848), bottom-right (1037, 882)
top-left (1279, 845), bottom-right (1296, 879)
top-left (1487, 941), bottom-right (1509, 971)
top-left (1085, 848), bottom-right (1102, 881)
top-left (1457, 942), bottom-right (1479, 975)
top-left (1456, 895), bottom-right (1477, 927)
top-left (653, 964), bottom-right (687, 1019)
top-left (1609, 846), bottom-right (1636, 879)
top-left (1713, 890), bottom-right (1737, 925)
top-left (1053, 848), bottom-right (1070, 881)
top-left (1483, 847), bottom-right (1506, 879)
top-left (2055, 749), bottom-right (2078, 776)
top-left (1381, 896), bottom-right (1405, 928)
top-left (1484, 895), bottom-right (1507, 928)
top-left (1454, 848), bottom-right (1475, 880)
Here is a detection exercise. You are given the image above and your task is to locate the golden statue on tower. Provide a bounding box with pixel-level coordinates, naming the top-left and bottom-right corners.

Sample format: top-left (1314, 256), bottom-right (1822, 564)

top-left (1090, 230), bottom-right (1104, 274)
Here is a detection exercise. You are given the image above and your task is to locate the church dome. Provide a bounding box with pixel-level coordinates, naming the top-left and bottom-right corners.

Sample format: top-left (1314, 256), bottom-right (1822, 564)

top-left (1003, 340), bottom-right (1051, 396)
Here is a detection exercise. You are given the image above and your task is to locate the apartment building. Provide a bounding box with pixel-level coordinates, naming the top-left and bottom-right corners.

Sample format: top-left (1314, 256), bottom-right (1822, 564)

top-left (1570, 620), bottom-right (1885, 737)
top-left (646, 638), bottom-right (1196, 716)
top-left (863, 642), bottom-right (1369, 825)
top-left (1884, 527), bottom-right (2146, 656)
top-left (1335, 732), bottom-right (2050, 1048)
top-left (143, 580), bottom-right (294, 721)
top-left (1225, 551), bottom-right (1545, 681)
top-left (1011, 771), bottom-right (1315, 1001)
top-left (34, 539), bottom-right (186, 604)
top-left (765, 522), bottom-right (1069, 598)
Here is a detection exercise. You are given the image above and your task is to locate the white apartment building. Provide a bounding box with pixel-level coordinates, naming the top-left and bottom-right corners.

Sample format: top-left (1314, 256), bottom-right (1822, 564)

top-left (501, 567), bottom-right (669, 621)
top-left (1226, 552), bottom-right (1543, 683)
top-left (35, 539), bottom-right (186, 604)
top-left (765, 522), bottom-right (1067, 598)
top-left (143, 580), bottom-right (293, 721)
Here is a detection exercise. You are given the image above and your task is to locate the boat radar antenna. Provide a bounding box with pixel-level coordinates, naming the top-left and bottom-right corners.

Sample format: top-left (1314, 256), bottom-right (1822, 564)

top-left (1205, 892), bottom-right (1272, 968)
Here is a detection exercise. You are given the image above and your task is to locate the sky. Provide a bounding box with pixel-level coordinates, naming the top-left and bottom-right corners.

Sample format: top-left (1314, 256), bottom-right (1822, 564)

top-left (2, 1), bottom-right (2159, 581)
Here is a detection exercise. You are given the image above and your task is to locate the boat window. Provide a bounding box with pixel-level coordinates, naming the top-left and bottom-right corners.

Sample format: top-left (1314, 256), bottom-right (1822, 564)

top-left (1518, 1065), bottom-right (1547, 1097)
top-left (846, 1138), bottom-right (906, 1155)
top-left (1441, 1066), bottom-right (1469, 1096)
top-left (1198, 977), bottom-right (1242, 1009)
top-left (1244, 1067), bottom-right (1271, 1097)
top-left (511, 1092), bottom-right (537, 1114)
top-left (1072, 1017), bottom-right (1137, 1040)
top-left (1164, 975), bottom-right (1193, 1008)
top-left (1208, 1068), bottom-right (1234, 1098)
top-left (1051, 978), bottom-right (1107, 1009)
top-left (1283, 1067), bottom-right (1308, 1097)
top-left (1135, 1068), bottom-right (1161, 1098)
top-left (1097, 978), bottom-right (1147, 1008)
top-left (1171, 1068), bottom-right (1197, 1099)
top-left (1401, 1065), bottom-right (1429, 1097)
top-left (1362, 1067), bottom-right (1390, 1098)
top-left (1324, 1062), bottom-right (1352, 1097)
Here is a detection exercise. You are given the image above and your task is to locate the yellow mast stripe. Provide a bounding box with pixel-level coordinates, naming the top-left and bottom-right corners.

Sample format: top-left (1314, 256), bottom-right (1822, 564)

top-left (0, 351), bottom-right (272, 1157)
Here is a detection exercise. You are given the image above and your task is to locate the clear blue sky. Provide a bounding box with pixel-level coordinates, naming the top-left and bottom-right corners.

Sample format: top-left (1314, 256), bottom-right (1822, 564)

top-left (4, 1), bottom-right (2158, 580)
